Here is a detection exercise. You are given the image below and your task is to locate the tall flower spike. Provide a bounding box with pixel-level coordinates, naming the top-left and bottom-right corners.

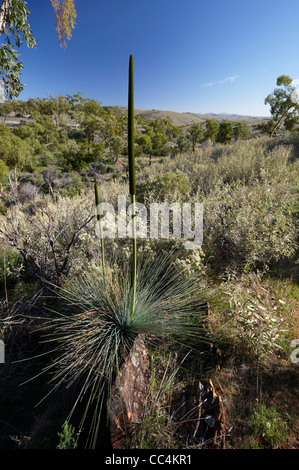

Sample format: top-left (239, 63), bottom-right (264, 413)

top-left (128, 54), bottom-right (137, 317)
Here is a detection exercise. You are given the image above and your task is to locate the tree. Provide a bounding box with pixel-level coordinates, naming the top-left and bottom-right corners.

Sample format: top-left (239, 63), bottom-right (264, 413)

top-left (216, 121), bottom-right (233, 144)
top-left (188, 122), bottom-right (204, 151)
top-left (0, 157), bottom-right (8, 187)
top-left (47, 94), bottom-right (70, 128)
top-left (0, 99), bottom-right (13, 122)
top-left (232, 122), bottom-right (250, 140)
top-left (0, 0), bottom-right (76, 98)
top-left (0, 0), bottom-right (36, 98)
top-left (204, 119), bottom-right (219, 142)
top-left (256, 120), bottom-right (276, 136)
top-left (265, 75), bottom-right (299, 137)
top-left (61, 142), bottom-right (103, 172)
top-left (82, 115), bottom-right (103, 146)
top-left (109, 134), bottom-right (125, 163)
top-left (0, 123), bottom-right (34, 180)
top-left (136, 134), bottom-right (153, 164)
top-left (151, 132), bottom-right (168, 156)
top-left (176, 130), bottom-right (188, 153)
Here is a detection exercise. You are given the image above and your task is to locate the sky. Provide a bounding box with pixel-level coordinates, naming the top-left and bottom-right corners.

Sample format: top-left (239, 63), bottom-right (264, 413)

top-left (12, 0), bottom-right (299, 117)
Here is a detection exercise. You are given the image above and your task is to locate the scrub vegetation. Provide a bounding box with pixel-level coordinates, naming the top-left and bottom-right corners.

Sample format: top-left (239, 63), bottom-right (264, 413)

top-left (0, 62), bottom-right (298, 449)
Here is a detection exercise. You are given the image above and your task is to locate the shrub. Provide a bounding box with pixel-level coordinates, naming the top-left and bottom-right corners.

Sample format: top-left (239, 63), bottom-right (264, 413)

top-left (0, 204), bottom-right (7, 215)
top-left (57, 423), bottom-right (78, 449)
top-left (225, 272), bottom-right (288, 361)
top-left (248, 404), bottom-right (288, 448)
top-left (0, 247), bottom-right (24, 291)
top-left (202, 176), bottom-right (297, 271)
top-left (59, 172), bottom-right (85, 197)
top-left (137, 171), bottom-right (191, 204)
top-left (0, 195), bottom-right (95, 287)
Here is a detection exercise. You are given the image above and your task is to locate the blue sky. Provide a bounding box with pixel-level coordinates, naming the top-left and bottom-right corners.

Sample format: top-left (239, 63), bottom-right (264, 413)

top-left (15, 0), bottom-right (299, 116)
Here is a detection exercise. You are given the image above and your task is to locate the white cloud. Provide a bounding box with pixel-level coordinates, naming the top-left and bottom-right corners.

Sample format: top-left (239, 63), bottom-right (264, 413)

top-left (202, 75), bottom-right (239, 87)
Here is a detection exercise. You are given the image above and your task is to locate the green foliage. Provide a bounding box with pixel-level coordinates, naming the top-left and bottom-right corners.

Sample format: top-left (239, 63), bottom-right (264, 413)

top-left (60, 141), bottom-right (103, 171)
top-left (151, 132), bottom-right (168, 155)
top-left (57, 422), bottom-right (78, 449)
top-left (0, 0), bottom-right (37, 98)
top-left (248, 404), bottom-right (288, 448)
top-left (187, 122), bottom-right (204, 151)
top-left (216, 121), bottom-right (233, 144)
top-left (0, 157), bottom-right (8, 184)
top-left (176, 130), bottom-right (188, 153)
top-left (204, 119), bottom-right (219, 142)
top-left (227, 273), bottom-right (287, 360)
top-left (256, 120), bottom-right (276, 136)
top-left (81, 115), bottom-right (103, 143)
top-left (137, 171), bottom-right (191, 204)
top-left (203, 176), bottom-right (297, 271)
top-left (0, 101), bottom-right (13, 122)
top-left (136, 134), bottom-right (152, 156)
top-left (0, 1), bottom-right (77, 98)
top-left (59, 172), bottom-right (85, 196)
top-left (0, 246), bottom-right (24, 290)
top-left (0, 123), bottom-right (36, 173)
top-left (50, 0), bottom-right (76, 49)
top-left (232, 122), bottom-right (250, 140)
top-left (265, 75), bottom-right (299, 136)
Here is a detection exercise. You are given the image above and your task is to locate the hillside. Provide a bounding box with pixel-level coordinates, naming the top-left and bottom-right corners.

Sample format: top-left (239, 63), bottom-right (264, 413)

top-left (104, 105), bottom-right (269, 127)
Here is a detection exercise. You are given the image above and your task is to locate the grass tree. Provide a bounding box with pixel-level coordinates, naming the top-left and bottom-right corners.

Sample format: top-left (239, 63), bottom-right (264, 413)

top-left (36, 55), bottom-right (208, 449)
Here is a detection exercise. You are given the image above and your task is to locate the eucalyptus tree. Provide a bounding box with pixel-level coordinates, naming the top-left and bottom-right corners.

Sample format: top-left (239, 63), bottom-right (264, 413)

top-left (204, 119), bottom-right (219, 142)
top-left (0, 0), bottom-right (76, 98)
top-left (0, 123), bottom-right (35, 180)
top-left (232, 122), bottom-right (250, 141)
top-left (176, 130), bottom-right (188, 153)
top-left (216, 121), bottom-right (233, 144)
top-left (188, 122), bottom-right (204, 151)
top-left (265, 75), bottom-right (299, 137)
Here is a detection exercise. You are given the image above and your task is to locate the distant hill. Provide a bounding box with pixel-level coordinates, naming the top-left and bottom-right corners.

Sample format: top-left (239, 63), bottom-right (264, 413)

top-left (104, 106), bottom-right (269, 128)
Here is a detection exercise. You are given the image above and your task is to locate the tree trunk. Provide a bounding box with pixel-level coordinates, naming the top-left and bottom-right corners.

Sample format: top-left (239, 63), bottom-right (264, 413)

top-left (109, 335), bottom-right (150, 448)
top-left (270, 106), bottom-right (293, 137)
top-left (0, 0), bottom-right (10, 33)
